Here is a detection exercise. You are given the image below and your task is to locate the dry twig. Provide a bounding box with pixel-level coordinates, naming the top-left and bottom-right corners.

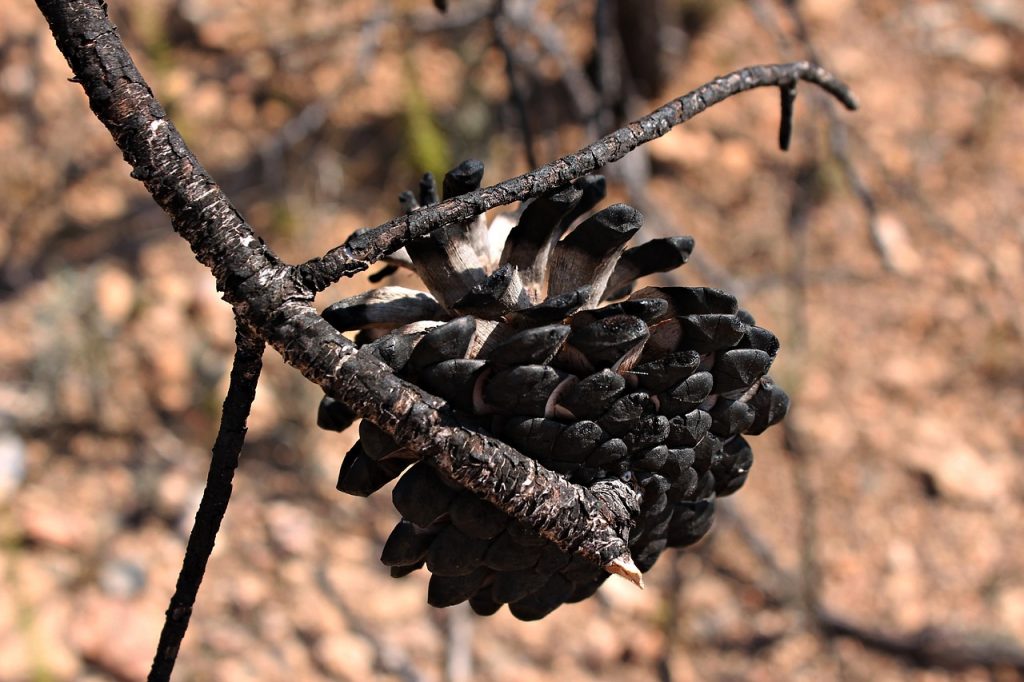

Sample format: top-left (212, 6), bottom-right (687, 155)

top-left (148, 323), bottom-right (264, 681)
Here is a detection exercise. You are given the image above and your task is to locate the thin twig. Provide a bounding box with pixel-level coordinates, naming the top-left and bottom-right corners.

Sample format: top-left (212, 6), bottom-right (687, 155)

top-left (148, 323), bottom-right (264, 682)
top-left (297, 61), bottom-right (858, 292)
top-left (492, 6), bottom-right (539, 168)
top-left (501, 1), bottom-right (603, 126)
top-left (814, 610), bottom-right (1024, 673)
top-left (759, 0), bottom-right (894, 270)
top-left (715, 503), bottom-right (1024, 673)
top-left (443, 603), bottom-right (474, 682)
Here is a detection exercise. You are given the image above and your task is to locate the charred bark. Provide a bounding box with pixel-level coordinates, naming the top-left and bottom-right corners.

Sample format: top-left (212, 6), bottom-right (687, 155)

top-left (33, 0), bottom-right (857, 675)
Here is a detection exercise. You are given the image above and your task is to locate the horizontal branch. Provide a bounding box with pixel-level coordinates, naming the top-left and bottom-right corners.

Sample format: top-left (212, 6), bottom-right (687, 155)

top-left (296, 61), bottom-right (858, 291)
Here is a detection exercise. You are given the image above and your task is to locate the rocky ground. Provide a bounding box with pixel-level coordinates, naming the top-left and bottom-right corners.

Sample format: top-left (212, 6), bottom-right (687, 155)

top-left (1, 0), bottom-right (1023, 680)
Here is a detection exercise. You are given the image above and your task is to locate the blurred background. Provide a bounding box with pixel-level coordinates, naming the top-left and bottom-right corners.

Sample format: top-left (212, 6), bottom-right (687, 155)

top-left (2, 0), bottom-right (1022, 680)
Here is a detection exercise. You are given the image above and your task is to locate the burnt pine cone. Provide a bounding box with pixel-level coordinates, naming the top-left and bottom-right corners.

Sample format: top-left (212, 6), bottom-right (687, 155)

top-left (317, 160), bottom-right (789, 620)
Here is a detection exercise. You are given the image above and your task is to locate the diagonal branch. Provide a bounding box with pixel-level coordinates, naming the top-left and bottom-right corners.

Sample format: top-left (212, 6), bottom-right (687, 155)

top-left (34, 0), bottom-right (857, 654)
top-left (296, 62), bottom-right (858, 292)
top-left (148, 321), bottom-right (264, 682)
top-left (33, 0), bottom-right (641, 582)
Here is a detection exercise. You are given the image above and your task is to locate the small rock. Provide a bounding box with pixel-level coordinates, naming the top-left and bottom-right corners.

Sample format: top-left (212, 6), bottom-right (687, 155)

top-left (0, 428), bottom-right (26, 502)
top-left (977, 0), bottom-right (1024, 30)
top-left (70, 591), bottom-right (162, 682)
top-left (314, 631), bottom-right (377, 680)
top-left (874, 213), bottom-right (921, 275)
top-left (265, 501), bottom-right (319, 557)
top-left (98, 558), bottom-right (148, 599)
top-left (93, 265), bottom-right (136, 327)
top-left (906, 434), bottom-right (1011, 505)
top-left (997, 585), bottom-right (1024, 640)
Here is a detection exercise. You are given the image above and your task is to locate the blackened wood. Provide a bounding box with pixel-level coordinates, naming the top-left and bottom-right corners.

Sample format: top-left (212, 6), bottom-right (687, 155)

top-left (381, 520), bottom-right (436, 567)
top-left (708, 398), bottom-right (756, 437)
top-left (745, 379), bottom-right (791, 435)
top-left (419, 359), bottom-right (488, 413)
top-left (631, 286), bottom-right (738, 316)
top-left (317, 395), bottom-right (357, 433)
top-left (503, 286), bottom-right (593, 327)
top-left (393, 462), bottom-right (460, 528)
top-left (711, 348), bottom-right (772, 394)
top-left (742, 325), bottom-right (781, 358)
top-left (484, 324), bottom-right (571, 366)
top-left (559, 369), bottom-right (627, 419)
top-left (500, 417), bottom-right (567, 459)
top-left (482, 365), bottom-right (570, 416)
top-left (443, 159), bottom-right (491, 269)
top-left (666, 410), bottom-right (711, 448)
top-left (452, 264), bottom-right (528, 318)
top-left (426, 525), bottom-right (490, 576)
top-left (587, 438), bottom-right (628, 468)
top-left (666, 498), bottom-right (715, 548)
top-left (406, 316), bottom-right (477, 373)
top-left (468, 592), bottom-right (502, 616)
top-left (405, 228), bottom-right (488, 310)
top-left (559, 176), bottom-right (608, 230)
top-left (566, 314), bottom-right (649, 367)
top-left (570, 298), bottom-right (669, 326)
top-left (676, 314), bottom-right (747, 354)
top-left (660, 371), bottom-right (714, 416)
top-left (428, 569), bottom-right (490, 607)
top-left (499, 185), bottom-right (583, 300)
top-left (405, 161), bottom-right (491, 309)
top-left (780, 82), bottom-right (797, 150)
top-left (149, 327), bottom-right (263, 682)
top-left (449, 492), bottom-right (509, 539)
top-left (547, 204), bottom-right (643, 304)
top-left (322, 286), bottom-right (443, 331)
top-left (358, 420), bottom-right (408, 462)
top-left (605, 236), bottom-right (695, 296)
top-left (552, 421), bottom-right (606, 463)
top-left (508, 574), bottom-right (575, 621)
top-left (419, 173), bottom-right (439, 206)
top-left (337, 441), bottom-right (412, 496)
top-left (598, 392), bottom-right (658, 437)
top-left (485, 532), bottom-right (541, 571)
top-left (493, 569), bottom-right (548, 604)
top-left (443, 159), bottom-right (486, 199)
top-left (632, 350), bottom-right (700, 394)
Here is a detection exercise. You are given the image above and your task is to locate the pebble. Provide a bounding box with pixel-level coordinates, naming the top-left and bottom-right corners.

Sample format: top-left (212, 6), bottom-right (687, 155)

top-left (98, 558), bottom-right (148, 599)
top-left (0, 427), bottom-right (26, 502)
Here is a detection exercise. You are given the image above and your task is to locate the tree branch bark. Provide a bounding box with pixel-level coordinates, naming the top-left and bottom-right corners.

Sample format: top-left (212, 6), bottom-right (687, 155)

top-left (297, 64), bottom-right (856, 292)
top-left (33, 0), bottom-right (652, 580)
top-left (34, 0), bottom-right (858, 666)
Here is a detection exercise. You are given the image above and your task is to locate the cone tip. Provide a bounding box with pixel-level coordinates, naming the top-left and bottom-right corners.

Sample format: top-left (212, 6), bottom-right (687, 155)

top-left (606, 555), bottom-right (645, 589)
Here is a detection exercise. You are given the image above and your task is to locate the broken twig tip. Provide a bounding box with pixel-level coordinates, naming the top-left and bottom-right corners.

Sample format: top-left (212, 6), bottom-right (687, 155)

top-left (778, 83), bottom-right (797, 151)
top-left (606, 555), bottom-right (645, 589)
